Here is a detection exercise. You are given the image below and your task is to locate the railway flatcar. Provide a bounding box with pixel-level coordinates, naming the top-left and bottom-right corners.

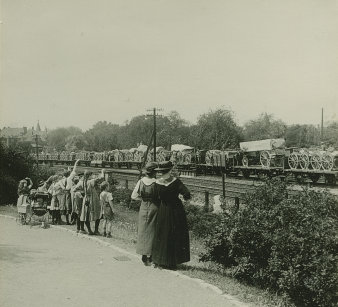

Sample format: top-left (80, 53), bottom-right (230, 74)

top-left (36, 139), bottom-right (338, 185)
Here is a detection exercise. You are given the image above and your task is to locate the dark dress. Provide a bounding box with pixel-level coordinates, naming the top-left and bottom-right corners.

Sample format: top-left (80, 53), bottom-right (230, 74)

top-left (152, 178), bottom-right (191, 268)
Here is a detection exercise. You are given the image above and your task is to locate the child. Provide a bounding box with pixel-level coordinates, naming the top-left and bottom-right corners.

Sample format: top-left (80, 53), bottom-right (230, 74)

top-left (73, 182), bottom-right (86, 233)
top-left (99, 181), bottom-right (114, 238)
top-left (17, 177), bottom-right (33, 224)
top-left (48, 175), bottom-right (62, 225)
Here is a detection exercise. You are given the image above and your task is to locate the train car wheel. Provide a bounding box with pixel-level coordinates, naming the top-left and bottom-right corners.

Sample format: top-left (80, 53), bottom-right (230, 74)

top-left (288, 152), bottom-right (298, 169)
top-left (310, 153), bottom-right (322, 170)
top-left (299, 153), bottom-right (310, 170)
top-left (322, 154), bottom-right (334, 171)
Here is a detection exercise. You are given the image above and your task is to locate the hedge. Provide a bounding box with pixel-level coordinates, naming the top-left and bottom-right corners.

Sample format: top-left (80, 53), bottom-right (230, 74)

top-left (200, 179), bottom-right (338, 306)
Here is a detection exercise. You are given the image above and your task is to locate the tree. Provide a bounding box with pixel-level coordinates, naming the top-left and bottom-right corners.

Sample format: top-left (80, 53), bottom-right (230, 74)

top-left (324, 121), bottom-right (338, 147)
top-left (285, 124), bottom-right (320, 148)
top-left (65, 134), bottom-right (87, 151)
top-left (243, 113), bottom-right (287, 141)
top-left (194, 108), bottom-right (243, 149)
top-left (84, 121), bottom-right (120, 151)
top-left (119, 115), bottom-right (154, 148)
top-left (47, 127), bottom-right (83, 151)
top-left (157, 111), bottom-right (192, 149)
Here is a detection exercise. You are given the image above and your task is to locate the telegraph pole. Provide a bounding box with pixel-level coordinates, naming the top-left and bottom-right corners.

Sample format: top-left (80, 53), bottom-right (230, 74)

top-left (146, 107), bottom-right (162, 161)
top-left (35, 134), bottom-right (39, 168)
top-left (320, 107), bottom-right (324, 142)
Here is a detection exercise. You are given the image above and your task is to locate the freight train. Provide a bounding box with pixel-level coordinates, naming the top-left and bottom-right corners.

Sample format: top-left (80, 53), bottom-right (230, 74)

top-left (36, 139), bottom-right (338, 185)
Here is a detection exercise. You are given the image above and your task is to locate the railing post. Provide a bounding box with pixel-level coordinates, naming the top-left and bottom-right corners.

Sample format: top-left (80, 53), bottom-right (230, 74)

top-left (125, 179), bottom-right (128, 189)
top-left (204, 191), bottom-right (209, 212)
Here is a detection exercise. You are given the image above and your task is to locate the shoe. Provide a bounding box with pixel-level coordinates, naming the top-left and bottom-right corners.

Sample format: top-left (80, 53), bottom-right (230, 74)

top-left (80, 230), bottom-right (86, 234)
top-left (141, 255), bottom-right (147, 264)
top-left (103, 232), bottom-right (107, 237)
top-left (106, 233), bottom-right (112, 238)
top-left (76, 230), bottom-right (80, 233)
top-left (66, 222), bottom-right (71, 225)
top-left (88, 231), bottom-right (94, 235)
top-left (93, 231), bottom-right (100, 236)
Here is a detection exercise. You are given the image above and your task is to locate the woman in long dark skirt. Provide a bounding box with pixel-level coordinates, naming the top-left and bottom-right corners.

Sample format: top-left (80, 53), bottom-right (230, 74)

top-left (132, 162), bottom-right (159, 266)
top-left (152, 161), bottom-right (191, 270)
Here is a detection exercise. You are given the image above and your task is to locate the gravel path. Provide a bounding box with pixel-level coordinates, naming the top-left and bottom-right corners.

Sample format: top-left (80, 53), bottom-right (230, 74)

top-left (0, 216), bottom-right (243, 307)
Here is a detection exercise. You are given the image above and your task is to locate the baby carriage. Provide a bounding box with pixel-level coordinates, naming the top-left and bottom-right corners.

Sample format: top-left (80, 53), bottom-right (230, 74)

top-left (28, 190), bottom-right (51, 228)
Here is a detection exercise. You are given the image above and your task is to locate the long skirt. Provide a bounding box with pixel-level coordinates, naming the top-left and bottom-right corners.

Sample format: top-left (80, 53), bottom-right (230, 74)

top-left (74, 193), bottom-right (83, 215)
top-left (57, 193), bottom-right (66, 212)
top-left (80, 199), bottom-right (89, 222)
top-left (152, 202), bottom-right (190, 267)
top-left (65, 190), bottom-right (72, 213)
top-left (136, 201), bottom-right (158, 255)
top-left (50, 195), bottom-right (60, 211)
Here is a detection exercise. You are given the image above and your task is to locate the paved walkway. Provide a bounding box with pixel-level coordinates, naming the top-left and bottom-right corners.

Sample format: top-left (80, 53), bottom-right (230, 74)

top-left (0, 217), bottom-right (243, 307)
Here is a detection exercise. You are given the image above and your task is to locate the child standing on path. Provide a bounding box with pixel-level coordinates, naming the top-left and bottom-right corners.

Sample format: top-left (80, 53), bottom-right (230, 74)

top-left (100, 181), bottom-right (114, 238)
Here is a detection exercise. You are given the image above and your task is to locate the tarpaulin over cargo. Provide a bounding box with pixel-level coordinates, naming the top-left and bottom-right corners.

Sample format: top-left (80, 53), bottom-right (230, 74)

top-left (240, 139), bottom-right (285, 152)
top-left (171, 144), bottom-right (194, 152)
top-left (137, 144), bottom-right (148, 152)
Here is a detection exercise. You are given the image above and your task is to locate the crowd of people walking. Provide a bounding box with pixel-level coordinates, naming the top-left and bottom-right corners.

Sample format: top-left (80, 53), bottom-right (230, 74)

top-left (17, 160), bottom-right (192, 270)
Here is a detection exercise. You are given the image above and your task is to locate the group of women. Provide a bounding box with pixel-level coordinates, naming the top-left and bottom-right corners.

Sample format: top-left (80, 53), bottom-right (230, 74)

top-left (17, 159), bottom-right (192, 270)
top-left (132, 161), bottom-right (191, 270)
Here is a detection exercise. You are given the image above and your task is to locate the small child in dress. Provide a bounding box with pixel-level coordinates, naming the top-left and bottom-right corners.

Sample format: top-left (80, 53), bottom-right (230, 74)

top-left (100, 181), bottom-right (114, 238)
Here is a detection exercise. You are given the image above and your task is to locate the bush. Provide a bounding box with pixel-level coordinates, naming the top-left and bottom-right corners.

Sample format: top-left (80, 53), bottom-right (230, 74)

top-left (112, 187), bottom-right (132, 206)
top-left (0, 143), bottom-right (55, 205)
top-left (185, 203), bottom-right (222, 238)
top-left (0, 144), bottom-right (33, 204)
top-left (200, 179), bottom-right (338, 306)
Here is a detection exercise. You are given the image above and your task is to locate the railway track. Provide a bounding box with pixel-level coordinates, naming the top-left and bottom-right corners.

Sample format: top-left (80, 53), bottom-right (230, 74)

top-left (49, 164), bottom-right (338, 201)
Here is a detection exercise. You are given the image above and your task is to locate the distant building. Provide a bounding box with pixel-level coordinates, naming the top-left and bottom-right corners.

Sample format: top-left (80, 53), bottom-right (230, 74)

top-left (0, 122), bottom-right (48, 150)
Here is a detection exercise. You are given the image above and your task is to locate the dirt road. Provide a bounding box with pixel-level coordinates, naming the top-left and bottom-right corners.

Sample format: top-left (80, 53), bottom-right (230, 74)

top-left (0, 217), bottom-right (242, 307)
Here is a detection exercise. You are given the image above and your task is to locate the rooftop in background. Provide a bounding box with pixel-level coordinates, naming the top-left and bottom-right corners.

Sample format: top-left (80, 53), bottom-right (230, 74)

top-left (0, 122), bottom-right (48, 147)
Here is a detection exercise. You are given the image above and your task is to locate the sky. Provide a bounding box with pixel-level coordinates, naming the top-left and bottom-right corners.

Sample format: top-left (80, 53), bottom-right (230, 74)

top-left (1, 0), bottom-right (337, 131)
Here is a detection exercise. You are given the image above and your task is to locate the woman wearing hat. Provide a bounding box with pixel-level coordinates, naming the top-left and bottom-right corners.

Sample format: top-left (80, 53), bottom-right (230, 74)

top-left (131, 162), bottom-right (159, 266)
top-left (152, 161), bottom-right (191, 270)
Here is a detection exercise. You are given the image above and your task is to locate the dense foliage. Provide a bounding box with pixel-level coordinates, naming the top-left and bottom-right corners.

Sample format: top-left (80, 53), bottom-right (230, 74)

top-left (184, 203), bottom-right (222, 238)
top-left (200, 179), bottom-right (338, 306)
top-left (0, 144), bottom-right (54, 204)
top-left (191, 109), bottom-right (243, 149)
top-left (243, 113), bottom-right (287, 141)
top-left (43, 109), bottom-right (338, 152)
